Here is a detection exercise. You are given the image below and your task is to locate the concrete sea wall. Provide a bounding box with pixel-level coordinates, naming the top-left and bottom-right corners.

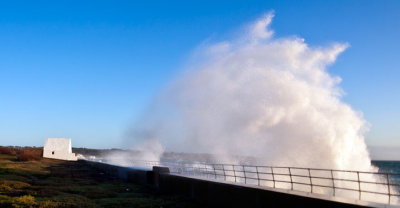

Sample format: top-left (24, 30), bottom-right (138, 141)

top-left (81, 160), bottom-right (388, 208)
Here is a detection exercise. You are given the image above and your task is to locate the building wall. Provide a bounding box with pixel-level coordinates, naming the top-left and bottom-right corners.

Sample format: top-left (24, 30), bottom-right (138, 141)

top-left (43, 138), bottom-right (77, 161)
top-left (43, 149), bottom-right (77, 161)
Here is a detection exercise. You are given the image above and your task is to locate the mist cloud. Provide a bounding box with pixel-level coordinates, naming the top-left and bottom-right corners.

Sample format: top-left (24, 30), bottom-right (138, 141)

top-left (130, 12), bottom-right (372, 171)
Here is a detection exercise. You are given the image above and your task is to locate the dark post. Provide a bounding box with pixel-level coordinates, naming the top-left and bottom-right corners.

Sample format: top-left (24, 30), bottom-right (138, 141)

top-left (223, 164), bottom-right (226, 181)
top-left (387, 174), bottom-right (391, 204)
top-left (233, 165), bottom-right (236, 182)
top-left (357, 172), bottom-right (361, 200)
top-left (308, 168), bottom-right (313, 193)
top-left (289, 167), bottom-right (293, 190)
top-left (271, 167), bottom-right (275, 188)
top-left (331, 170), bottom-right (335, 196)
top-left (213, 164), bottom-right (217, 179)
top-left (152, 166), bottom-right (170, 188)
top-left (244, 165), bottom-right (247, 184)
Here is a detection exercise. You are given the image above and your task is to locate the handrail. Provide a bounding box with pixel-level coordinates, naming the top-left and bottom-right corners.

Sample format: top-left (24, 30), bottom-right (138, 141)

top-left (130, 160), bottom-right (400, 204)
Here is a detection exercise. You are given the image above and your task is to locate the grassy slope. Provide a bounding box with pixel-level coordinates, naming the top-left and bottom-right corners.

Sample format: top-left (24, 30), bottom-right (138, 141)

top-left (0, 152), bottom-right (202, 208)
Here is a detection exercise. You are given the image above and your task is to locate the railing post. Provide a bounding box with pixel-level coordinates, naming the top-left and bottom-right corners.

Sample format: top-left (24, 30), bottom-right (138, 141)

top-left (212, 164), bottom-right (217, 179)
top-left (233, 165), bottom-right (236, 182)
top-left (357, 172), bottom-right (361, 200)
top-left (256, 166), bottom-right (260, 186)
top-left (223, 165), bottom-right (226, 181)
top-left (205, 164), bottom-right (208, 178)
top-left (308, 168), bottom-right (313, 193)
top-left (331, 170), bottom-right (335, 196)
top-left (387, 174), bottom-right (391, 204)
top-left (271, 167), bottom-right (275, 188)
top-left (288, 167), bottom-right (293, 190)
top-left (244, 165), bottom-right (247, 184)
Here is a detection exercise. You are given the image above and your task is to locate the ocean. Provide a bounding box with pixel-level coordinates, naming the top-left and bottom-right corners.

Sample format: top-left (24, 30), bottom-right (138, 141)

top-left (372, 160), bottom-right (400, 185)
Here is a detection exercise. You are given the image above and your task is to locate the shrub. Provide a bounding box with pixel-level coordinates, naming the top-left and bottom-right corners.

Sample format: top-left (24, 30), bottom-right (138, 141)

top-left (38, 200), bottom-right (62, 208)
top-left (12, 195), bottom-right (37, 208)
top-left (16, 148), bottom-right (43, 162)
top-left (0, 146), bottom-right (42, 161)
top-left (0, 180), bottom-right (31, 194)
top-left (0, 147), bottom-right (20, 155)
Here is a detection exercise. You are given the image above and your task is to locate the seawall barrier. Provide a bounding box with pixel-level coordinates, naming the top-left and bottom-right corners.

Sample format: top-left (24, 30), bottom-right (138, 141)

top-left (80, 160), bottom-right (392, 208)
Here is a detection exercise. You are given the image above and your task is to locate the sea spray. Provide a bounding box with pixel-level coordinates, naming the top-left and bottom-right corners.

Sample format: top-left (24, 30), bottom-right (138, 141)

top-left (105, 138), bottom-right (163, 167)
top-left (130, 12), bottom-right (373, 171)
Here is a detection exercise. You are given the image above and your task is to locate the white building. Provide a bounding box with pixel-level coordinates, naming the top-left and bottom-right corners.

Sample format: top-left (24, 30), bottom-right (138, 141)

top-left (43, 138), bottom-right (78, 161)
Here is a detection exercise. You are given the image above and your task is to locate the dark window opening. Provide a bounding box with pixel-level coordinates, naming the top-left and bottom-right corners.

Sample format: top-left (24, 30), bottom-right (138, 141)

top-left (52, 151), bottom-right (55, 155)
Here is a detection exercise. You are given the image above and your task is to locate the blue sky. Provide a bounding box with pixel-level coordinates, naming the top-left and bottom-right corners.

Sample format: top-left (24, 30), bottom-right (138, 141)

top-left (0, 0), bottom-right (399, 150)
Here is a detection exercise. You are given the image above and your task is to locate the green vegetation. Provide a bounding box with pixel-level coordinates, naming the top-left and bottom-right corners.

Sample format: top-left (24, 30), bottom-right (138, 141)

top-left (0, 147), bottom-right (202, 208)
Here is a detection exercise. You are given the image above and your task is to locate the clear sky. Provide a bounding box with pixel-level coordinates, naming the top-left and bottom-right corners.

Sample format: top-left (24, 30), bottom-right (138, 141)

top-left (0, 0), bottom-right (399, 151)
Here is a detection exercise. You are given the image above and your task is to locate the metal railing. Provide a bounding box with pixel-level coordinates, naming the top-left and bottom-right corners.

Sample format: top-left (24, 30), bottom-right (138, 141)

top-left (131, 161), bottom-right (400, 204)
